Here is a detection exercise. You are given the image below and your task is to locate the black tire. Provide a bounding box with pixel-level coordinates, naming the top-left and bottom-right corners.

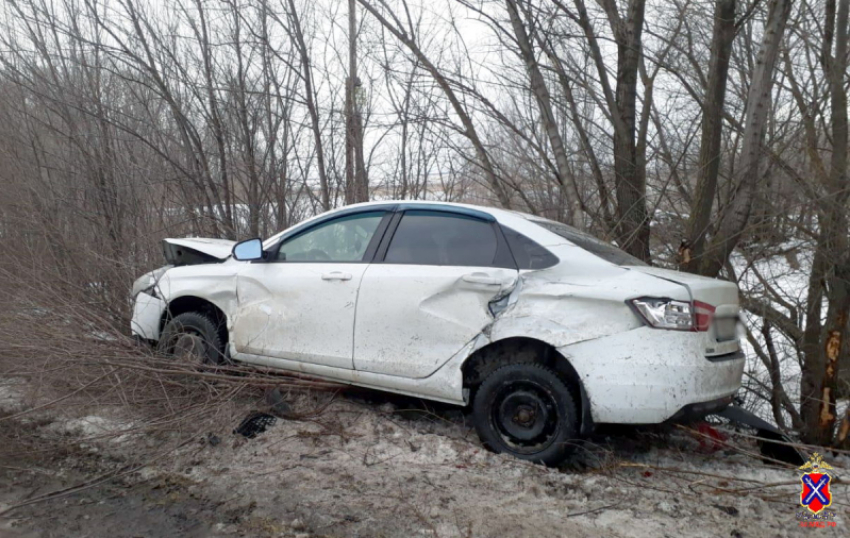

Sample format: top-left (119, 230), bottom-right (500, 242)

top-left (472, 363), bottom-right (579, 466)
top-left (158, 312), bottom-right (226, 366)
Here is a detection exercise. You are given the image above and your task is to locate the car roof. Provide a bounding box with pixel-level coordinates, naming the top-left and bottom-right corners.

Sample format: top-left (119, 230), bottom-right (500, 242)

top-left (330, 200), bottom-right (574, 246)
top-left (263, 200), bottom-right (570, 248)
top-left (345, 199), bottom-right (526, 221)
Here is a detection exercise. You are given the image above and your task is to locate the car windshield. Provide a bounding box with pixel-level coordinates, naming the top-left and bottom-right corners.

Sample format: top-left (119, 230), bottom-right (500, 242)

top-left (529, 219), bottom-right (647, 267)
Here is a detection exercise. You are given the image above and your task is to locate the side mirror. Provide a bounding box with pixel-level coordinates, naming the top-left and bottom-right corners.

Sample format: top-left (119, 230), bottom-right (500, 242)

top-left (232, 238), bottom-right (264, 261)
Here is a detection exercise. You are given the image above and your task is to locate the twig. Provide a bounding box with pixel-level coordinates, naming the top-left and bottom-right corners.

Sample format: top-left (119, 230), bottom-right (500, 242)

top-left (566, 502), bottom-right (622, 518)
top-left (0, 437), bottom-right (194, 518)
top-left (0, 369), bottom-right (116, 423)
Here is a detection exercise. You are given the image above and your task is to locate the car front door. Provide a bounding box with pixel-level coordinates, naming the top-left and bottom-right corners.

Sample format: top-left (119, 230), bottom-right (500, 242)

top-left (231, 210), bottom-right (390, 369)
top-left (353, 210), bottom-right (518, 378)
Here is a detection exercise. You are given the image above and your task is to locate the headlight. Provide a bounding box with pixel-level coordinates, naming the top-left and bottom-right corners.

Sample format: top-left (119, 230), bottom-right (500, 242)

top-left (629, 297), bottom-right (695, 331)
top-left (132, 266), bottom-right (170, 298)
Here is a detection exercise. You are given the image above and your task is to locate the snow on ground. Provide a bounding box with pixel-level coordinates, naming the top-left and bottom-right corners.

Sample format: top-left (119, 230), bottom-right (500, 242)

top-left (101, 392), bottom-right (849, 537)
top-left (0, 377), bottom-right (137, 443)
top-left (0, 378), bottom-right (28, 413)
top-left (731, 245), bottom-right (815, 420)
top-left (45, 415), bottom-right (137, 444)
top-left (2, 373), bottom-right (847, 537)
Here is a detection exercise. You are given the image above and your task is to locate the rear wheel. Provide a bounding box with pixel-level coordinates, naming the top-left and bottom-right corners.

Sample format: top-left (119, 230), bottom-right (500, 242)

top-left (158, 312), bottom-right (226, 366)
top-left (472, 363), bottom-right (579, 466)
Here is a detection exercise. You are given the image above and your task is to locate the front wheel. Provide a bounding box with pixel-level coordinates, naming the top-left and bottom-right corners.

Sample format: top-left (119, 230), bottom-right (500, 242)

top-left (472, 363), bottom-right (579, 466)
top-left (157, 312), bottom-right (226, 366)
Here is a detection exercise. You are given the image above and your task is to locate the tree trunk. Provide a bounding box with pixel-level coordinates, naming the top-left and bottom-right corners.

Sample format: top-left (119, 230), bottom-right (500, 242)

top-left (680, 0), bottom-right (737, 273)
top-left (346, 0), bottom-right (369, 204)
top-left (801, 0), bottom-right (850, 447)
top-left (699, 0), bottom-right (791, 277)
top-left (595, 0), bottom-right (650, 262)
top-left (505, 0), bottom-right (582, 226)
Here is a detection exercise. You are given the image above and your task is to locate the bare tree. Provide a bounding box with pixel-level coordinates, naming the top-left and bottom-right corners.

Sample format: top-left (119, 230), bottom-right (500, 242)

top-left (504, 0), bottom-right (582, 225)
top-left (698, 0), bottom-right (793, 277)
top-left (286, 0), bottom-right (332, 211)
top-left (356, 0), bottom-right (513, 207)
top-left (2, 0), bottom-right (850, 448)
top-left (346, 0), bottom-right (369, 204)
top-left (800, 0), bottom-right (850, 446)
top-left (680, 0), bottom-right (737, 273)
top-left (571, 0), bottom-right (651, 261)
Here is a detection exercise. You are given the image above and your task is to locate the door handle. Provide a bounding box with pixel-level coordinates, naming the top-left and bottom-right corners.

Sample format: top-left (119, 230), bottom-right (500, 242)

top-left (321, 271), bottom-right (353, 281)
top-left (462, 272), bottom-right (501, 286)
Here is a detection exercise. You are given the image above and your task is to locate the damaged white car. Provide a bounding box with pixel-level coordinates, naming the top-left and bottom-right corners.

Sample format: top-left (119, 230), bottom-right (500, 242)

top-left (131, 201), bottom-right (744, 465)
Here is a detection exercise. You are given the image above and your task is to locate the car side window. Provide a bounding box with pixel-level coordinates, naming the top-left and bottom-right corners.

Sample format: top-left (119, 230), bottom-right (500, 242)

top-left (384, 211), bottom-right (498, 266)
top-left (276, 211), bottom-right (384, 262)
top-left (502, 226), bottom-right (558, 269)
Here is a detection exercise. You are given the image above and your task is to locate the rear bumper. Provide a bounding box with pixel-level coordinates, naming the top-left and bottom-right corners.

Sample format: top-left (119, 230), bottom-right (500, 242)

top-left (665, 395), bottom-right (734, 424)
top-left (559, 327), bottom-right (745, 424)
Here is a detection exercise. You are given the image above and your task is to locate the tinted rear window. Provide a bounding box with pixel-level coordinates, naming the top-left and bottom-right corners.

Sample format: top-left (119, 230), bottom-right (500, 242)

top-left (385, 211), bottom-right (497, 266)
top-left (530, 219), bottom-right (647, 266)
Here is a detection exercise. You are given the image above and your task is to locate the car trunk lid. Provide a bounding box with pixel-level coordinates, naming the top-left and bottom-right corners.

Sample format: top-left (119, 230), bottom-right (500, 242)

top-left (627, 266), bottom-right (740, 357)
top-left (162, 238), bottom-right (236, 266)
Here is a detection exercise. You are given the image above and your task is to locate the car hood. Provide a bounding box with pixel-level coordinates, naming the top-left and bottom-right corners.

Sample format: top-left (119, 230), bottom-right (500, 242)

top-left (162, 238), bottom-right (236, 266)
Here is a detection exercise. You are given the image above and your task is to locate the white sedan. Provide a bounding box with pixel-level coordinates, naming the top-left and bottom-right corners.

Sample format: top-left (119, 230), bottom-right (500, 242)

top-left (131, 201), bottom-right (744, 465)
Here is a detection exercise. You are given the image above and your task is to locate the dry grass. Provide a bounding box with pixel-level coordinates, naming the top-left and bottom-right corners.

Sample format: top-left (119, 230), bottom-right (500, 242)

top-left (0, 259), bottom-right (342, 469)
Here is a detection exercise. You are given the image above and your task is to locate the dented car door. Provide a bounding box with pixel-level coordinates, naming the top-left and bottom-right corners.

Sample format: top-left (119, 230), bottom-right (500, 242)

top-left (353, 210), bottom-right (517, 378)
top-left (231, 211), bottom-right (389, 369)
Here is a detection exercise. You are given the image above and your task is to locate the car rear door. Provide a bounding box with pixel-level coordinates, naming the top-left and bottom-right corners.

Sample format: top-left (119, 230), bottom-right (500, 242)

top-left (353, 209), bottom-right (518, 378)
top-left (231, 210), bottom-right (391, 369)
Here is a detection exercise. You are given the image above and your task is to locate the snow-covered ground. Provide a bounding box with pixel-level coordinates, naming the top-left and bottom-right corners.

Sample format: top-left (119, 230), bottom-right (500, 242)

top-left (1, 378), bottom-right (846, 537)
top-left (173, 393), bottom-right (846, 537)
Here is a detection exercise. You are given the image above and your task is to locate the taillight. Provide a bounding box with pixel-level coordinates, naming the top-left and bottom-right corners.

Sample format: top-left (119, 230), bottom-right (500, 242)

top-left (692, 300), bottom-right (715, 332)
top-left (628, 298), bottom-right (715, 332)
